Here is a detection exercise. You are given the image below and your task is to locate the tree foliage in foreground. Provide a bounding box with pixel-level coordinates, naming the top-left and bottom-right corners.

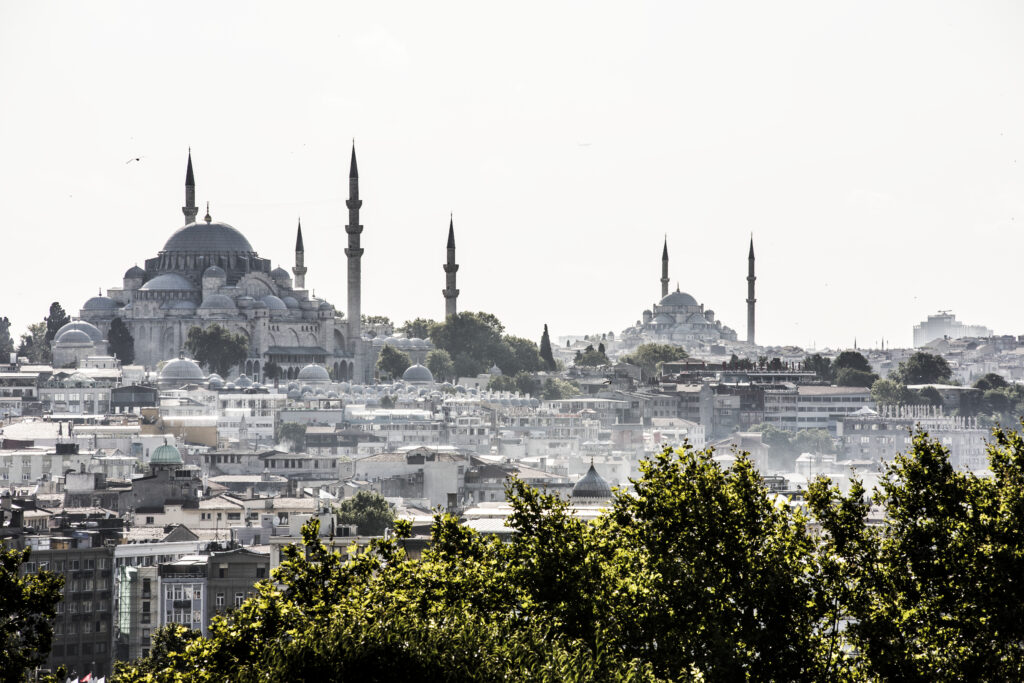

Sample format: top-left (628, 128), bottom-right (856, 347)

top-left (335, 490), bottom-right (395, 536)
top-left (184, 324), bottom-right (249, 376)
top-left (0, 547), bottom-right (64, 682)
top-left (113, 428), bottom-right (1024, 682)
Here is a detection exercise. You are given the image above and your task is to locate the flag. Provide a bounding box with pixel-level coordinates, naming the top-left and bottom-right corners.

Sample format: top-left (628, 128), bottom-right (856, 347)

top-left (80, 674), bottom-right (91, 683)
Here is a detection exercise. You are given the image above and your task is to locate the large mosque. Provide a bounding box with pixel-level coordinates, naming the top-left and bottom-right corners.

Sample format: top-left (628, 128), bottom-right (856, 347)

top-left (621, 237), bottom-right (756, 348)
top-left (55, 148), bottom-right (373, 383)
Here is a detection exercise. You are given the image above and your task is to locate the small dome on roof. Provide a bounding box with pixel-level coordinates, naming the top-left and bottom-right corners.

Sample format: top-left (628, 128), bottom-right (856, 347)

top-left (141, 274), bottom-right (195, 291)
top-left (327, 391), bottom-right (340, 399)
top-left (286, 381), bottom-right (299, 392)
top-left (208, 376), bottom-right (224, 389)
top-left (282, 296), bottom-right (299, 309)
top-left (55, 321), bottom-right (104, 344)
top-left (236, 296), bottom-right (255, 309)
top-left (318, 301), bottom-right (333, 311)
top-left (261, 295), bottom-right (287, 311)
top-left (402, 364), bottom-right (434, 384)
top-left (124, 265), bottom-right (146, 279)
top-left (83, 295), bottom-right (117, 311)
top-left (199, 294), bottom-right (237, 311)
top-left (489, 364), bottom-right (503, 376)
top-left (203, 265), bottom-right (226, 279)
top-left (235, 374), bottom-right (253, 388)
top-left (297, 364), bottom-right (330, 382)
top-left (271, 266), bottom-right (290, 280)
top-left (659, 290), bottom-right (698, 308)
top-left (56, 329), bottom-right (93, 345)
top-left (151, 443), bottom-right (183, 466)
top-left (572, 463), bottom-right (613, 501)
top-left (160, 356), bottom-right (205, 383)
top-left (286, 388), bottom-right (301, 399)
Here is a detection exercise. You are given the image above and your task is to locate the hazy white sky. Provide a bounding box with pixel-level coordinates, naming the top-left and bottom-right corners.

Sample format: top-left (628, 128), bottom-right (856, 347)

top-left (1, 1), bottom-right (1022, 350)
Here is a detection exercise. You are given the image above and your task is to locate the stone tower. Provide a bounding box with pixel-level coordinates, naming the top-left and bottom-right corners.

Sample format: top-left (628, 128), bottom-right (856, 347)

top-left (746, 236), bottom-right (756, 345)
top-left (661, 236), bottom-right (670, 299)
top-left (182, 149), bottom-right (198, 225)
top-left (292, 219), bottom-right (307, 289)
top-left (345, 143), bottom-right (363, 348)
top-left (443, 216), bottom-right (459, 318)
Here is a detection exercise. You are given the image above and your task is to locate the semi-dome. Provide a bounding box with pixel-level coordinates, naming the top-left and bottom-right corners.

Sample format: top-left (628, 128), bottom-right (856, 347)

top-left (55, 321), bottom-right (104, 344)
top-left (151, 443), bottom-right (183, 465)
top-left (659, 290), bottom-right (698, 308)
top-left (297, 364), bottom-right (330, 382)
top-left (572, 463), bottom-right (613, 501)
top-left (141, 273), bottom-right (195, 291)
top-left (55, 329), bottom-right (93, 345)
top-left (203, 265), bottom-right (226, 279)
top-left (162, 221), bottom-right (255, 254)
top-left (261, 295), bottom-right (287, 311)
top-left (402, 364), bottom-right (434, 384)
top-left (83, 295), bottom-right (117, 311)
top-left (124, 265), bottom-right (146, 279)
top-left (199, 294), bottom-right (237, 311)
top-left (653, 313), bottom-right (675, 325)
top-left (160, 356), bottom-right (205, 383)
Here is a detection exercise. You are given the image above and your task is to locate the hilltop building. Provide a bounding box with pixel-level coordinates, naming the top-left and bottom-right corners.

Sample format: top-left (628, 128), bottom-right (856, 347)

top-left (913, 311), bottom-right (993, 347)
top-left (57, 148), bottom-right (372, 383)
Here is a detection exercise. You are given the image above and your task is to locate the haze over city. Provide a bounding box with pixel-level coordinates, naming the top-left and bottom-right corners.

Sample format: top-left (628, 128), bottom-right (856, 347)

top-left (2, 1), bottom-right (1023, 348)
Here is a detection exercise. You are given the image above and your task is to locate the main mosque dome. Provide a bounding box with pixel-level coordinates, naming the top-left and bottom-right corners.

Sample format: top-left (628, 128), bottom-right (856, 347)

top-left (162, 221), bottom-right (255, 254)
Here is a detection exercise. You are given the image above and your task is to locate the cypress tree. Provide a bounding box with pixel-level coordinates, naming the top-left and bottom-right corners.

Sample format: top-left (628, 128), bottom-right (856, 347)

top-left (539, 324), bottom-right (556, 370)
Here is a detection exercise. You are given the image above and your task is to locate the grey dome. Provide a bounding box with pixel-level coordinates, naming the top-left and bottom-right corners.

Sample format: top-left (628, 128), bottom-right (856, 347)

top-left (286, 388), bottom-right (301, 399)
top-left (207, 376), bottom-right (225, 389)
top-left (261, 295), bottom-right (287, 311)
top-left (162, 221), bottom-right (255, 254)
top-left (151, 443), bottom-right (183, 465)
top-left (199, 294), bottom-right (237, 310)
top-left (55, 321), bottom-right (103, 344)
top-left (402, 364), bottom-right (434, 384)
top-left (271, 266), bottom-right (290, 280)
top-left (282, 296), bottom-right (299, 309)
top-left (653, 313), bottom-right (675, 325)
top-left (124, 265), bottom-right (146, 279)
top-left (83, 295), bottom-right (117, 311)
top-left (236, 296), bottom-right (255, 309)
top-left (203, 265), bottom-right (226, 279)
top-left (160, 357), bottom-right (205, 382)
top-left (318, 301), bottom-right (333, 311)
top-left (297, 364), bottom-right (330, 382)
top-left (572, 464), bottom-right (613, 501)
top-left (235, 374), bottom-right (253, 388)
top-left (286, 381), bottom-right (299, 392)
top-left (659, 290), bottom-right (698, 308)
top-left (141, 273), bottom-right (195, 291)
top-left (56, 329), bottom-right (92, 345)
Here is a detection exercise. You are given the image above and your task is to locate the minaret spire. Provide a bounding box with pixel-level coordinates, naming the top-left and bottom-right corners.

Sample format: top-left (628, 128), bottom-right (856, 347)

top-left (443, 214), bottom-right (459, 318)
top-left (292, 218), bottom-right (307, 289)
top-left (182, 149), bottom-right (198, 224)
top-left (746, 234), bottom-right (756, 345)
top-left (660, 235), bottom-right (669, 299)
top-left (345, 141), bottom-right (364, 350)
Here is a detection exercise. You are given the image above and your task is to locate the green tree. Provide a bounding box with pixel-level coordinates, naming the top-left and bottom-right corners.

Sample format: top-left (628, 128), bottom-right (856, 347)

top-left (276, 422), bottom-right (306, 452)
top-left (0, 316), bottom-right (13, 360)
top-left (107, 316), bottom-right (135, 364)
top-left (916, 385), bottom-right (945, 407)
top-left (43, 301), bottom-right (71, 345)
top-left (16, 322), bottom-right (49, 364)
top-left (539, 323), bottom-right (556, 371)
top-left (263, 360), bottom-right (283, 383)
top-left (376, 344), bottom-right (411, 379)
top-left (380, 395), bottom-right (396, 409)
top-left (891, 351), bottom-right (953, 385)
top-left (487, 374), bottom-right (516, 392)
top-left (428, 312), bottom-right (516, 378)
top-left (833, 350), bottom-right (872, 376)
top-left (871, 378), bottom-right (914, 406)
top-left (335, 491), bottom-right (396, 536)
top-left (974, 372), bottom-right (1009, 392)
top-left (803, 353), bottom-right (832, 380)
top-left (621, 343), bottom-right (688, 380)
top-left (541, 377), bottom-right (580, 399)
top-left (425, 348), bottom-right (455, 382)
top-left (0, 546), bottom-right (65, 682)
top-left (575, 344), bottom-right (609, 367)
top-left (835, 367), bottom-right (879, 388)
top-left (792, 428), bottom-right (836, 455)
top-left (184, 324), bottom-right (249, 376)
top-left (361, 314), bottom-right (393, 326)
top-left (398, 317), bottom-right (437, 340)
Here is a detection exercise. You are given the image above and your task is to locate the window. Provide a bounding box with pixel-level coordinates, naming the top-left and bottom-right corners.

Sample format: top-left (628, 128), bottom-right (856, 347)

top-left (256, 567), bottom-right (266, 579)
top-left (234, 592), bottom-right (244, 608)
top-left (145, 516), bottom-right (154, 525)
top-left (216, 592), bottom-right (225, 608)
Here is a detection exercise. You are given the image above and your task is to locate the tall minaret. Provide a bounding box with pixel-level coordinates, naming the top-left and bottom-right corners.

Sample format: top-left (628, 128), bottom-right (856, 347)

top-left (746, 235), bottom-right (756, 345)
top-left (292, 219), bottom-right (307, 289)
top-left (182, 149), bottom-right (198, 225)
top-left (442, 215), bottom-right (459, 318)
top-left (660, 236), bottom-right (670, 299)
top-left (345, 143), bottom-right (363, 347)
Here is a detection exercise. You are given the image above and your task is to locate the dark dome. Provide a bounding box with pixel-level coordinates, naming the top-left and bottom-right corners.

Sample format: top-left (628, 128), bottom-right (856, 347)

top-left (659, 290), bottom-right (698, 308)
top-left (124, 265), bottom-right (146, 279)
top-left (55, 321), bottom-right (104, 344)
top-left (162, 221), bottom-right (255, 254)
top-left (271, 266), bottom-right (290, 280)
top-left (402, 364), bottom-right (434, 384)
top-left (203, 265), bottom-right (226, 279)
top-left (83, 295), bottom-right (117, 311)
top-left (572, 464), bottom-right (613, 501)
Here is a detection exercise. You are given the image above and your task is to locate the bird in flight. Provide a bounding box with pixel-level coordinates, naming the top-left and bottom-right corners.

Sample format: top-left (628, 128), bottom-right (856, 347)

top-left (126, 156), bottom-right (144, 164)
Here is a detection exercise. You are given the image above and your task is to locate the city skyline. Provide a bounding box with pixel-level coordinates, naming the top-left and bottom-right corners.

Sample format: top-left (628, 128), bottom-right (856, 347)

top-left (2, 2), bottom-right (1022, 350)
